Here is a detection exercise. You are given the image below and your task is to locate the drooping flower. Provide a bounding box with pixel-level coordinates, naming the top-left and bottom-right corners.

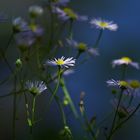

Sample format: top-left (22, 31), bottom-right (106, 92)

top-left (29, 5), bottom-right (43, 18)
top-left (66, 39), bottom-right (99, 56)
top-left (29, 24), bottom-right (44, 37)
top-left (25, 81), bottom-right (47, 96)
top-left (112, 57), bottom-right (139, 69)
top-left (107, 79), bottom-right (140, 97)
top-left (47, 56), bottom-right (76, 68)
top-left (111, 99), bottom-right (134, 119)
top-left (52, 7), bottom-right (88, 21)
top-left (15, 30), bottom-right (35, 51)
top-left (90, 18), bottom-right (118, 31)
top-left (12, 17), bottom-right (30, 33)
top-left (106, 79), bottom-right (129, 89)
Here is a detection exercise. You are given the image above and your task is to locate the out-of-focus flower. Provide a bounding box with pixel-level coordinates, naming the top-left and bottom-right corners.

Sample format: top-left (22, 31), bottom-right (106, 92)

top-left (90, 18), bottom-right (118, 31)
top-left (112, 57), bottom-right (139, 69)
top-left (66, 39), bottom-right (99, 56)
top-left (129, 80), bottom-right (140, 89)
top-left (12, 17), bottom-right (29, 33)
top-left (107, 79), bottom-right (140, 97)
top-left (47, 56), bottom-right (76, 68)
top-left (125, 80), bottom-right (140, 97)
top-left (15, 31), bottom-right (35, 51)
top-left (29, 5), bottom-right (43, 18)
top-left (25, 81), bottom-right (47, 96)
top-left (111, 99), bottom-right (134, 119)
top-left (63, 69), bottom-right (74, 76)
top-left (53, 7), bottom-right (88, 21)
top-left (106, 79), bottom-right (129, 89)
top-left (29, 24), bottom-right (44, 37)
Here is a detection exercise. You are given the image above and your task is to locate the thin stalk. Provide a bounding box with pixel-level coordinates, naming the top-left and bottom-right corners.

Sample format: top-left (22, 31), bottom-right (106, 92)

top-left (5, 33), bottom-right (14, 53)
top-left (47, 67), bottom-right (61, 110)
top-left (107, 65), bottom-right (127, 140)
top-left (60, 78), bottom-right (78, 119)
top-left (13, 75), bottom-right (17, 140)
top-left (32, 97), bottom-right (36, 125)
top-left (69, 19), bottom-right (74, 39)
top-left (24, 93), bottom-right (32, 133)
top-left (83, 111), bottom-right (97, 140)
top-left (47, 85), bottom-right (67, 126)
top-left (110, 103), bottom-right (140, 139)
top-left (107, 89), bottom-right (124, 140)
top-left (31, 96), bottom-right (36, 136)
top-left (93, 29), bottom-right (103, 48)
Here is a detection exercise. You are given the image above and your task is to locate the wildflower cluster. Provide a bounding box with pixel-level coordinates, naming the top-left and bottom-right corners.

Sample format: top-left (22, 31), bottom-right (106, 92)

top-left (0, 1), bottom-right (140, 140)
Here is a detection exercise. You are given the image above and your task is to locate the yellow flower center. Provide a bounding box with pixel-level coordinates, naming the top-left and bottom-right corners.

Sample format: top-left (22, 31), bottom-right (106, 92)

top-left (121, 57), bottom-right (132, 63)
top-left (99, 22), bottom-right (108, 28)
top-left (56, 59), bottom-right (65, 65)
top-left (129, 80), bottom-right (140, 89)
top-left (63, 8), bottom-right (77, 19)
top-left (119, 81), bottom-right (129, 87)
top-left (29, 24), bottom-right (37, 32)
top-left (78, 43), bottom-right (87, 51)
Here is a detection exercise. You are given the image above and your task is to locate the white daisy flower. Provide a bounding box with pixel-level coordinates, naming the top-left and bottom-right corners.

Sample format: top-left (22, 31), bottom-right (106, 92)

top-left (106, 79), bottom-right (129, 89)
top-left (47, 56), bottom-right (76, 68)
top-left (112, 57), bottom-right (139, 69)
top-left (26, 81), bottom-right (47, 96)
top-left (29, 5), bottom-right (43, 18)
top-left (66, 39), bottom-right (99, 56)
top-left (90, 18), bottom-right (118, 31)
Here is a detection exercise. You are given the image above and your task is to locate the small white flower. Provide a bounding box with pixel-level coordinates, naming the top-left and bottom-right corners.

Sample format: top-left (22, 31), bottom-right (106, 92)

top-left (66, 39), bottom-right (99, 56)
top-left (47, 56), bottom-right (76, 68)
top-left (112, 57), bottom-right (139, 69)
top-left (106, 79), bottom-right (129, 89)
top-left (29, 5), bottom-right (43, 18)
top-left (26, 81), bottom-right (47, 96)
top-left (90, 18), bottom-right (118, 31)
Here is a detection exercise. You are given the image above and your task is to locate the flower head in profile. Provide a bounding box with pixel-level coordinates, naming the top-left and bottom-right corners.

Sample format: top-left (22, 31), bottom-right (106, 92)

top-left (12, 17), bottom-right (29, 33)
top-left (90, 18), bottom-right (118, 31)
top-left (15, 30), bottom-right (35, 51)
top-left (112, 57), bottom-right (139, 69)
top-left (25, 81), bottom-right (47, 96)
top-left (106, 79), bottom-right (129, 90)
top-left (29, 5), bottom-right (43, 18)
top-left (66, 39), bottom-right (99, 56)
top-left (53, 7), bottom-right (88, 21)
top-left (47, 56), bottom-right (76, 68)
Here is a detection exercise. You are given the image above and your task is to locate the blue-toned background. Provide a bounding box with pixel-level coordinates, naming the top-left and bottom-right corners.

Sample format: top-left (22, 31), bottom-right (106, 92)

top-left (0, 0), bottom-right (140, 139)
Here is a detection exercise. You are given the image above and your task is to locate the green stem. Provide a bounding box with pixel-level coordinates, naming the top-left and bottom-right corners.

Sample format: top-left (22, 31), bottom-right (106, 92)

top-left (107, 89), bottom-right (124, 140)
top-left (32, 97), bottom-right (36, 125)
top-left (107, 65), bottom-right (127, 140)
top-left (13, 75), bottom-right (17, 140)
top-left (36, 44), bottom-right (41, 71)
top-left (93, 29), bottom-right (103, 48)
top-left (69, 19), bottom-right (74, 39)
top-left (83, 111), bottom-right (97, 140)
top-left (110, 103), bottom-right (140, 139)
top-left (24, 93), bottom-right (32, 133)
top-left (5, 32), bottom-right (14, 53)
top-left (47, 67), bottom-right (61, 110)
top-left (48, 85), bottom-right (67, 126)
top-left (60, 78), bottom-right (78, 119)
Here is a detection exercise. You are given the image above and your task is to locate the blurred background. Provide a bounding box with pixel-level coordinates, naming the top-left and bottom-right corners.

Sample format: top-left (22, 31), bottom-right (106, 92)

top-left (0, 0), bottom-right (140, 139)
